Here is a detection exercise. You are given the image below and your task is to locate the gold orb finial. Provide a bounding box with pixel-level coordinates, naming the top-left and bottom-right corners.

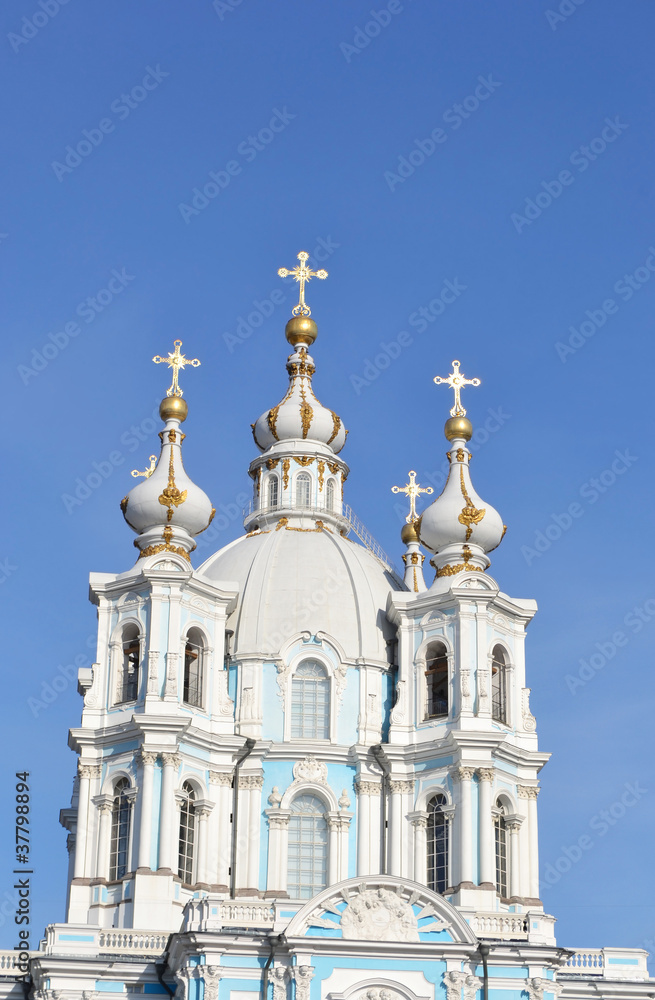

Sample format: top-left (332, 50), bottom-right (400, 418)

top-left (444, 415), bottom-right (473, 441)
top-left (286, 315), bottom-right (318, 348)
top-left (401, 520), bottom-right (420, 545)
top-left (160, 395), bottom-right (188, 422)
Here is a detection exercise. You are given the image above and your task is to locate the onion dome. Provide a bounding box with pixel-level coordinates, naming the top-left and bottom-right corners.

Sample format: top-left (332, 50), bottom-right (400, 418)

top-left (120, 342), bottom-right (215, 562)
top-left (252, 330), bottom-right (347, 453)
top-left (418, 361), bottom-right (505, 579)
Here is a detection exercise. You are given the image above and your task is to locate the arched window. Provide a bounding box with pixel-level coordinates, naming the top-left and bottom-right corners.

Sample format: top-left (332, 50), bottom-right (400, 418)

top-left (425, 642), bottom-right (448, 719)
top-left (178, 782), bottom-right (196, 884)
top-left (287, 794), bottom-right (328, 899)
top-left (183, 628), bottom-right (204, 708)
top-left (117, 625), bottom-right (140, 704)
top-left (109, 778), bottom-right (132, 880)
top-left (291, 660), bottom-right (330, 740)
top-left (296, 472), bottom-right (311, 508)
top-left (268, 475), bottom-right (279, 509)
top-left (491, 645), bottom-right (508, 724)
top-left (426, 793), bottom-right (449, 893)
top-left (326, 479), bottom-right (335, 511)
top-left (494, 799), bottom-right (509, 897)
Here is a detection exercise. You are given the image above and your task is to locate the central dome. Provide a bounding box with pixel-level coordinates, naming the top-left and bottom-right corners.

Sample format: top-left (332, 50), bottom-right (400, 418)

top-left (199, 526), bottom-right (399, 663)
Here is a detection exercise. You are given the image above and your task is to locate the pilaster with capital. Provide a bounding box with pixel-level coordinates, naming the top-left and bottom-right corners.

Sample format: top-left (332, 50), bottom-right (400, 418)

top-left (265, 806), bottom-right (290, 895)
top-left (158, 753), bottom-right (181, 871)
top-left (444, 972), bottom-right (481, 1000)
top-left (505, 815), bottom-right (524, 899)
top-left (388, 778), bottom-right (413, 877)
top-left (270, 967), bottom-right (290, 1000)
top-left (355, 779), bottom-right (381, 876)
top-left (524, 980), bottom-right (562, 1000)
top-left (477, 767), bottom-right (494, 887)
top-left (326, 810), bottom-right (352, 883)
top-left (136, 750), bottom-right (159, 870)
top-left (201, 967), bottom-right (222, 1000)
top-left (242, 773), bottom-right (263, 888)
top-left (451, 766), bottom-right (475, 887)
top-left (93, 794), bottom-right (114, 880)
top-left (210, 770), bottom-right (232, 887)
top-left (408, 810), bottom-right (429, 883)
top-left (292, 967), bottom-right (314, 1000)
top-left (518, 785), bottom-right (540, 899)
top-left (74, 763), bottom-right (101, 879)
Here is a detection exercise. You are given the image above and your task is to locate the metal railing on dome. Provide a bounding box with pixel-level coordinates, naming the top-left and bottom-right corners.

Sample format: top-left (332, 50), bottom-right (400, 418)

top-left (242, 499), bottom-right (404, 583)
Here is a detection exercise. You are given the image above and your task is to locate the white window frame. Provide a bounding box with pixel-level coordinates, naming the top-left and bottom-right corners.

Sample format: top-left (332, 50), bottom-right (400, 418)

top-left (415, 635), bottom-right (453, 726)
top-left (283, 653), bottom-right (337, 743)
top-left (267, 474), bottom-right (280, 509)
top-left (295, 472), bottom-right (312, 508)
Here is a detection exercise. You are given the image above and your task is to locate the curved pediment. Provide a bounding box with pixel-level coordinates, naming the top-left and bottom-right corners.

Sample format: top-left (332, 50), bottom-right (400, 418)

top-left (284, 875), bottom-right (478, 945)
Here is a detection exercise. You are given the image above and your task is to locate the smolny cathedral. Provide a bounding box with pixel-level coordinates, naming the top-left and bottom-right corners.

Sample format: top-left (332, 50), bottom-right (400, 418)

top-left (2, 254), bottom-right (651, 1000)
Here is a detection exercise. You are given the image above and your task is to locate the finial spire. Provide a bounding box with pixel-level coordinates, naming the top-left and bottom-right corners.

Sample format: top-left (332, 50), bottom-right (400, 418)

top-left (278, 251), bottom-right (328, 317)
top-left (433, 359), bottom-right (480, 417)
top-left (392, 470), bottom-right (433, 523)
top-left (153, 339), bottom-right (201, 397)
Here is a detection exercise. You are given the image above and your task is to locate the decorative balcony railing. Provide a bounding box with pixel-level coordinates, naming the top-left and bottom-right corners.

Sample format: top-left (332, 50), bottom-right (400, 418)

top-left (470, 912), bottom-right (529, 939)
top-left (563, 948), bottom-right (650, 980)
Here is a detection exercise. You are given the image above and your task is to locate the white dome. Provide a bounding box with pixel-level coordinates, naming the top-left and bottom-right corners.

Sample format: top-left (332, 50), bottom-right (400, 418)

top-left (122, 412), bottom-right (214, 557)
top-left (252, 349), bottom-right (347, 454)
top-left (419, 436), bottom-right (505, 575)
top-left (199, 526), bottom-right (399, 664)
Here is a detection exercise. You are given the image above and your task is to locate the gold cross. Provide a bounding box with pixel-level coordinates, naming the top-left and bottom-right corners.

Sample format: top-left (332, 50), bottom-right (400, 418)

top-left (152, 340), bottom-right (200, 397)
top-left (433, 359), bottom-right (480, 416)
top-left (392, 470), bottom-right (434, 523)
top-left (278, 251), bottom-right (328, 317)
top-left (131, 455), bottom-right (157, 479)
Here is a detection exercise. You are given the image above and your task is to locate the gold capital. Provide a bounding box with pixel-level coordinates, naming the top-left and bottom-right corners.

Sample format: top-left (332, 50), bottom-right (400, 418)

top-left (153, 340), bottom-right (200, 397)
top-left (391, 470), bottom-right (433, 523)
top-left (433, 359), bottom-right (480, 416)
top-left (278, 251), bottom-right (327, 317)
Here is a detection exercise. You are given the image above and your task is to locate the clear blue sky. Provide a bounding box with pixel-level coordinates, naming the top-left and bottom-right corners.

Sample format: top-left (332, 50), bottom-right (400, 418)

top-left (2, 0), bottom-right (653, 957)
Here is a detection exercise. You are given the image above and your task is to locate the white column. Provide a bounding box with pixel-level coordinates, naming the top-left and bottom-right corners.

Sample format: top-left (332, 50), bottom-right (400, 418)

top-left (94, 795), bottom-right (113, 879)
top-left (234, 777), bottom-right (250, 892)
top-left (244, 776), bottom-right (263, 890)
top-left (137, 751), bottom-right (158, 870)
top-left (196, 802), bottom-right (214, 885)
top-left (356, 780), bottom-right (381, 875)
top-left (389, 779), bottom-right (412, 876)
top-left (453, 766), bottom-right (474, 886)
top-left (409, 812), bottom-right (428, 884)
top-left (356, 782), bottom-right (370, 875)
top-left (477, 768), bottom-right (494, 888)
top-left (519, 786), bottom-right (540, 900)
top-left (265, 810), bottom-right (290, 894)
top-left (74, 764), bottom-right (99, 879)
top-left (327, 814), bottom-right (339, 885)
top-left (507, 819), bottom-right (522, 899)
top-left (528, 790), bottom-right (540, 899)
top-left (213, 773), bottom-right (232, 889)
top-left (158, 753), bottom-right (180, 871)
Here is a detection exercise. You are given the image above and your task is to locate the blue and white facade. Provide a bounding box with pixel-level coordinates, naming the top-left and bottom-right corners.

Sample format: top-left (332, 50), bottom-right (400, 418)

top-left (3, 306), bottom-right (651, 1000)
